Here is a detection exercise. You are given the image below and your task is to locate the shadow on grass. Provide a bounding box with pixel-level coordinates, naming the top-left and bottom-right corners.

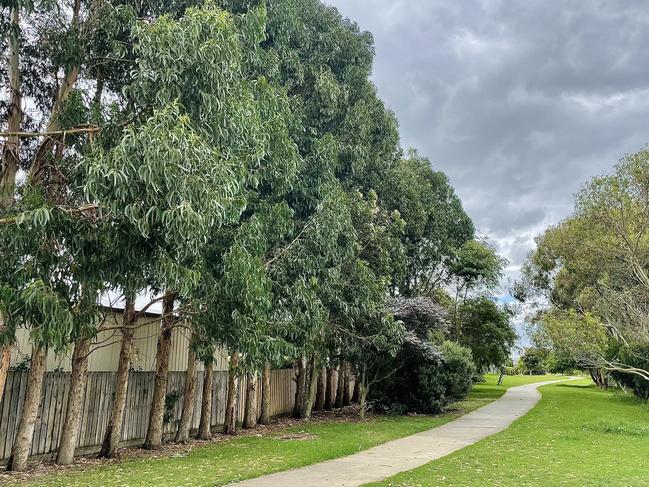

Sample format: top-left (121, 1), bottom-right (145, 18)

top-left (554, 383), bottom-right (595, 389)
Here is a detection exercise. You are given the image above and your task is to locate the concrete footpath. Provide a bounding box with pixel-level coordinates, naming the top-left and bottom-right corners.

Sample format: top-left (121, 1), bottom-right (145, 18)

top-left (230, 378), bottom-right (575, 487)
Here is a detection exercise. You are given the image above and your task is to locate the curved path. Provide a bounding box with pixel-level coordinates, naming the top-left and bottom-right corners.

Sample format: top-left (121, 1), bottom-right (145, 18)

top-left (230, 378), bottom-right (576, 487)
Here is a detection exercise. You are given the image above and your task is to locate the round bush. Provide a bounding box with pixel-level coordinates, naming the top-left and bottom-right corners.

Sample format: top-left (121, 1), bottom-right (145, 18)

top-left (371, 340), bottom-right (476, 414)
top-left (416, 341), bottom-right (476, 412)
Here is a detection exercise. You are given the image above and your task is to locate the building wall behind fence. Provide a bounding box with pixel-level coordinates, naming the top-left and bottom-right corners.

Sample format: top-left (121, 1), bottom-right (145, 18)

top-left (10, 317), bottom-right (230, 373)
top-left (0, 368), bottom-right (297, 460)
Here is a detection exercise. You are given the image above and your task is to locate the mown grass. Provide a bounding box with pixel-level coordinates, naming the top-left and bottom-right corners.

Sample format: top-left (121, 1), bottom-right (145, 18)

top-left (368, 379), bottom-right (649, 487)
top-left (7, 374), bottom-right (561, 486)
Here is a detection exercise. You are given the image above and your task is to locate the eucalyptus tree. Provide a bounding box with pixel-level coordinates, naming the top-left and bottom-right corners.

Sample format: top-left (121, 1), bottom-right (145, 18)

top-left (237, 0), bottom-right (418, 421)
top-left (331, 190), bottom-right (406, 418)
top-left (0, 0), bottom-right (173, 466)
top-left (188, 0), bottom-right (398, 428)
top-left (382, 152), bottom-right (475, 297)
top-left (1, 0), bottom-right (257, 463)
top-left (0, 0), bottom-right (130, 470)
top-left (87, 3), bottom-right (289, 450)
top-left (523, 150), bottom-right (649, 387)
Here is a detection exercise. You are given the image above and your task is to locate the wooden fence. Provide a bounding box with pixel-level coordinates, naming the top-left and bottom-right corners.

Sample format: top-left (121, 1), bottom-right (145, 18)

top-left (0, 368), bottom-right (297, 460)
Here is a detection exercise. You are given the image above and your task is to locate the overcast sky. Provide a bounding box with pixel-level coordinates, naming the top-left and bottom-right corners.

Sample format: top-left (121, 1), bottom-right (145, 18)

top-left (327, 0), bottom-right (649, 290)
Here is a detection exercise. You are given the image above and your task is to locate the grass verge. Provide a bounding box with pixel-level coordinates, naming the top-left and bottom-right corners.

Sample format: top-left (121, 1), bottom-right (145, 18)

top-left (367, 379), bottom-right (649, 487)
top-left (4, 374), bottom-right (562, 487)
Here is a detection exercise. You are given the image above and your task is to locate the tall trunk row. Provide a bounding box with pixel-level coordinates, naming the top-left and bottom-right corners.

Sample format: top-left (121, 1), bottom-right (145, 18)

top-left (4, 330), bottom-right (338, 466)
top-left (291, 356), bottom-right (358, 421)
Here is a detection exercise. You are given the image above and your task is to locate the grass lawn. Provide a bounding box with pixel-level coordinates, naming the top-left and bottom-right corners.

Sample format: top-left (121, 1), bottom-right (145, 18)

top-left (367, 379), bottom-right (649, 487)
top-left (5, 374), bottom-right (561, 486)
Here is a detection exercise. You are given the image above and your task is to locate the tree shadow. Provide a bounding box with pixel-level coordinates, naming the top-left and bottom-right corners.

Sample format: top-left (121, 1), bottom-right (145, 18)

top-left (555, 382), bottom-right (595, 389)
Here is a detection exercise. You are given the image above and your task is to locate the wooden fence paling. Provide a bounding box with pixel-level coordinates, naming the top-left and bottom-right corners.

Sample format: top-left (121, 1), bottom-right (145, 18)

top-left (0, 369), bottom-right (296, 460)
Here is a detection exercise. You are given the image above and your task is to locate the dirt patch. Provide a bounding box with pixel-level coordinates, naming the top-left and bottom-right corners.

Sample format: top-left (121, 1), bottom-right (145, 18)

top-left (0, 405), bottom-right (366, 485)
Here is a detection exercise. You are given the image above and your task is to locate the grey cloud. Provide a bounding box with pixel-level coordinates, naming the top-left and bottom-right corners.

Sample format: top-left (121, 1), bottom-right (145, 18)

top-left (327, 0), bottom-right (649, 283)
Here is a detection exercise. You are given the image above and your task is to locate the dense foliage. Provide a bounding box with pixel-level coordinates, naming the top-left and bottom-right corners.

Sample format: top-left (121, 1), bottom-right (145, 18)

top-left (457, 297), bottom-right (516, 372)
top-left (373, 340), bottom-right (475, 414)
top-left (521, 149), bottom-right (649, 395)
top-left (0, 0), bottom-right (512, 467)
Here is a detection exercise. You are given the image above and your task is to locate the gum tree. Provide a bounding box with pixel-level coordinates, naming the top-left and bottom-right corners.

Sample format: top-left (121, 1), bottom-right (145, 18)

top-left (523, 150), bottom-right (649, 388)
top-left (89, 4), bottom-right (279, 451)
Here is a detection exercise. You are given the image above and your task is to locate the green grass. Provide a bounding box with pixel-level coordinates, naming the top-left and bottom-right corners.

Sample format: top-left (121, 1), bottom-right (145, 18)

top-left (6, 374), bottom-right (561, 486)
top-left (367, 379), bottom-right (649, 487)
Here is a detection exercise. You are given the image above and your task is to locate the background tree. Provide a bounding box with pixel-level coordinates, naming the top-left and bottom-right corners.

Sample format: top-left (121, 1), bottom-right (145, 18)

top-left (521, 150), bottom-right (649, 391)
top-left (457, 297), bottom-right (516, 372)
top-left (381, 151), bottom-right (475, 297)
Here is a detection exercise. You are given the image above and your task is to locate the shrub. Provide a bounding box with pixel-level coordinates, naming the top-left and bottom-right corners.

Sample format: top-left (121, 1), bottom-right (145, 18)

top-left (417, 341), bottom-right (476, 412)
top-left (371, 340), bottom-right (476, 414)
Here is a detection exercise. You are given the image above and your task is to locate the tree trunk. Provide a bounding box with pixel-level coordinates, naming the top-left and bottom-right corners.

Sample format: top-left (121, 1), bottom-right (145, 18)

top-left (0, 344), bottom-right (10, 403)
top-left (259, 363), bottom-right (271, 425)
top-left (56, 338), bottom-right (91, 465)
top-left (7, 346), bottom-right (46, 471)
top-left (352, 375), bottom-right (360, 403)
top-left (342, 363), bottom-right (352, 406)
top-left (600, 370), bottom-right (609, 389)
top-left (335, 363), bottom-right (345, 408)
top-left (99, 296), bottom-right (136, 458)
top-left (223, 352), bottom-right (239, 435)
top-left (1, 4), bottom-right (22, 207)
top-left (359, 380), bottom-right (368, 420)
top-left (304, 357), bottom-right (319, 420)
top-left (589, 368), bottom-right (608, 389)
top-left (314, 367), bottom-right (326, 411)
top-left (197, 359), bottom-right (213, 440)
top-left (144, 292), bottom-right (176, 450)
top-left (175, 347), bottom-right (197, 443)
top-left (324, 366), bottom-right (336, 411)
top-left (497, 368), bottom-right (505, 386)
top-left (243, 373), bottom-right (258, 429)
top-left (293, 355), bottom-right (307, 418)
top-left (0, 5), bottom-right (22, 401)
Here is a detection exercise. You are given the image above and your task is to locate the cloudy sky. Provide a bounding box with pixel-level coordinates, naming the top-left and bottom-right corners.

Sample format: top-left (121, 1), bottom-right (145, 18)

top-left (327, 0), bottom-right (649, 289)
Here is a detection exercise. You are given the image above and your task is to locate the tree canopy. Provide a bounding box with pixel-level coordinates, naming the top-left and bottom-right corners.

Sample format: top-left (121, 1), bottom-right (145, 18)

top-left (522, 149), bottom-right (649, 387)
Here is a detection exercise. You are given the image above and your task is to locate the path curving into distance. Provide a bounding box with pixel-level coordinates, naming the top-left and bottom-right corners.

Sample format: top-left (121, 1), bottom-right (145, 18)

top-left (229, 378), bottom-right (577, 487)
